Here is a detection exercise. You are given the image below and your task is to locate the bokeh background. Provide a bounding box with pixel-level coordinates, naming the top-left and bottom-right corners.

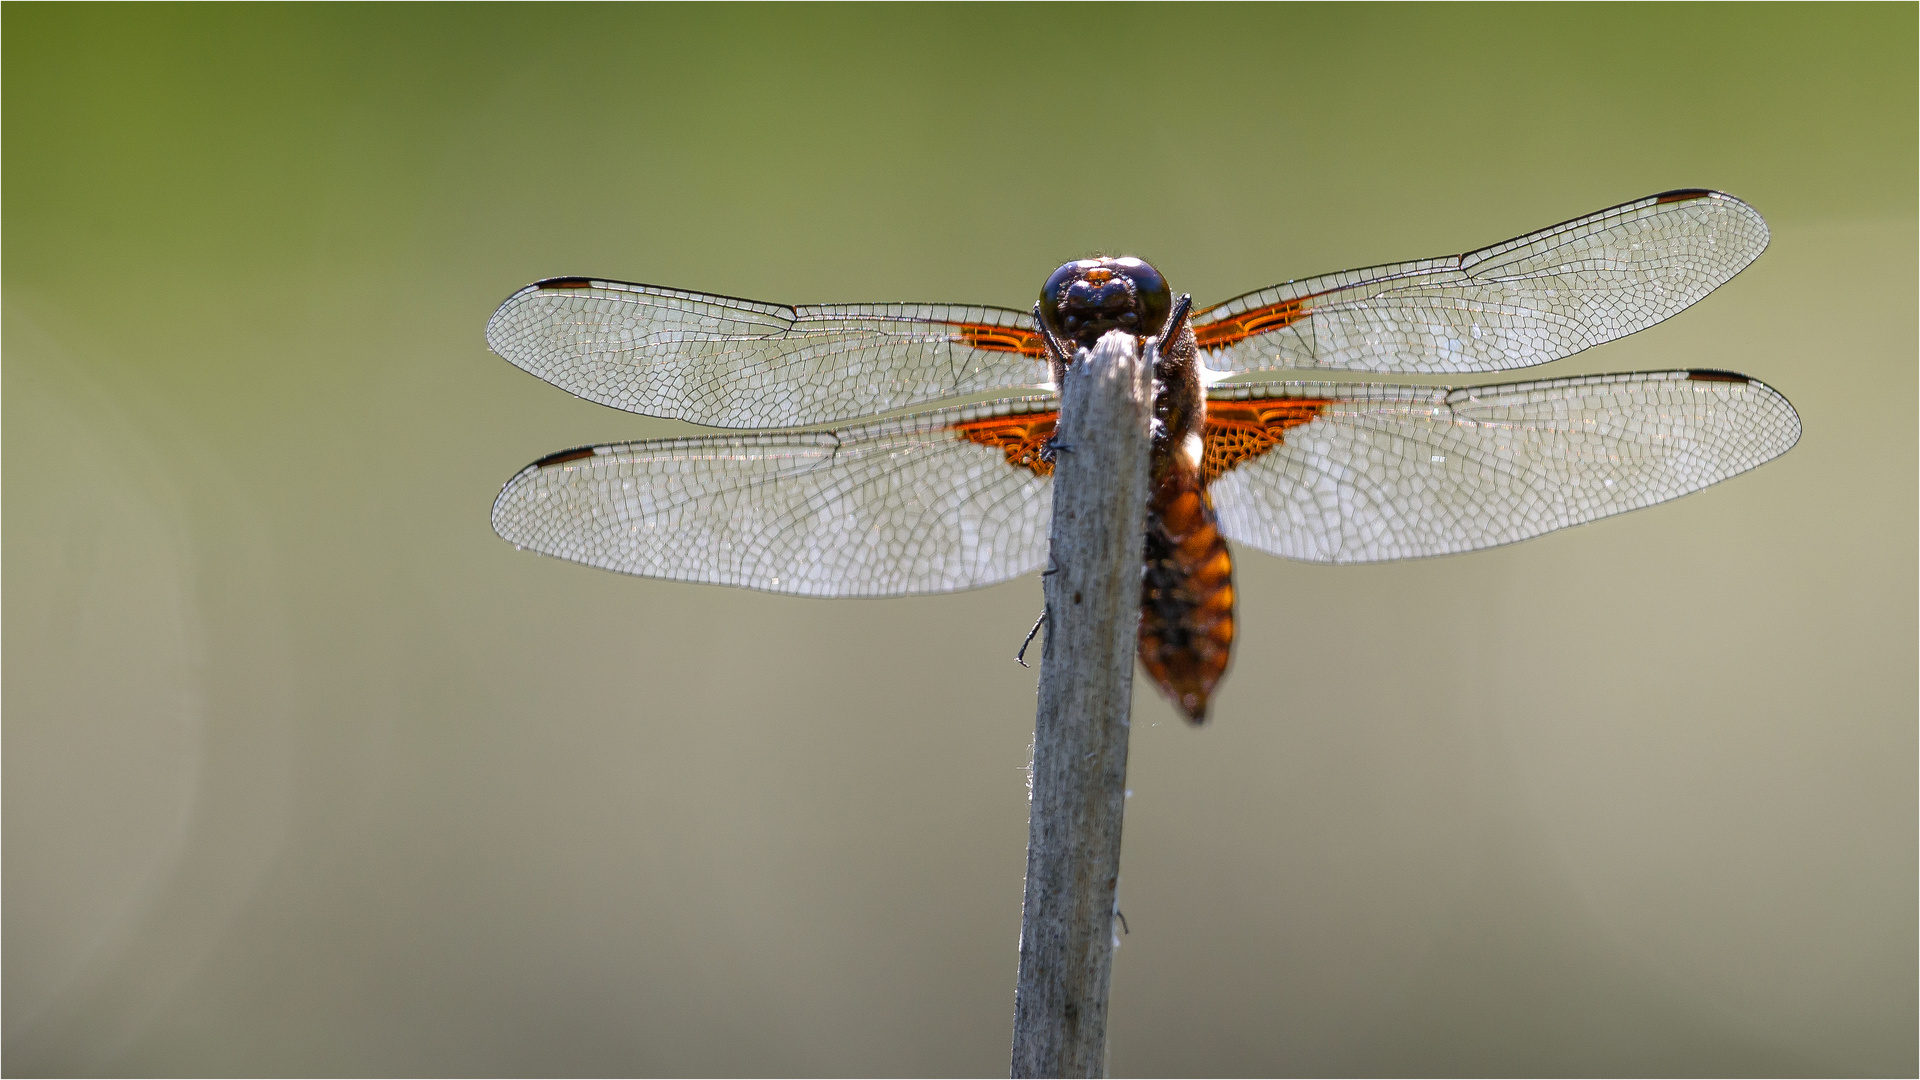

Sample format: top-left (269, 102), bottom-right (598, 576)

top-left (5, 4), bottom-right (1914, 1076)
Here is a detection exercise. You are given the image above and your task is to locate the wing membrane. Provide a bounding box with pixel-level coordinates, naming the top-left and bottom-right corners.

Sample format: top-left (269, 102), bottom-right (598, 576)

top-left (1204, 370), bottom-right (1799, 563)
top-left (486, 278), bottom-right (1051, 428)
top-left (1194, 190), bottom-right (1769, 376)
top-left (491, 398), bottom-right (1058, 597)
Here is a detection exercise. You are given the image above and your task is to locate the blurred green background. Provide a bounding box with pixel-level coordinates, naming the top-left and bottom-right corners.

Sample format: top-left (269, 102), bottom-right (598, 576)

top-left (5, 4), bottom-right (1914, 1075)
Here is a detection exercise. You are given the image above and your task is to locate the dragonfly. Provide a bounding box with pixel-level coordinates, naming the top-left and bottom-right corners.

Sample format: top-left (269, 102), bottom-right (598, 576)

top-left (487, 189), bottom-right (1799, 723)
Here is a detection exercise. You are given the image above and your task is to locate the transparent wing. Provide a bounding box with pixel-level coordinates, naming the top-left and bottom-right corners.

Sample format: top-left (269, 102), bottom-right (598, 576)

top-left (491, 397), bottom-right (1059, 597)
top-left (1194, 190), bottom-right (1769, 375)
top-left (1204, 371), bottom-right (1799, 563)
top-left (486, 277), bottom-right (1051, 428)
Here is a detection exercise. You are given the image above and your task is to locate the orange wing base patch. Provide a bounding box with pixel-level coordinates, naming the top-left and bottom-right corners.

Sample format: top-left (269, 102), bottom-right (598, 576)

top-left (1202, 398), bottom-right (1333, 484)
top-left (952, 323), bottom-right (1048, 359)
top-left (1193, 298), bottom-right (1312, 351)
top-left (952, 412), bottom-right (1059, 477)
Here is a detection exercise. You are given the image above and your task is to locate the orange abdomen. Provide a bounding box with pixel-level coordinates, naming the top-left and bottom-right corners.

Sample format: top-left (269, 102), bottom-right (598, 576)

top-left (1137, 464), bottom-right (1234, 724)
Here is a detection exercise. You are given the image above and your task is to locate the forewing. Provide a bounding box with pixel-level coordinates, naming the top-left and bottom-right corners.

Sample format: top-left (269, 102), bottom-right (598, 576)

top-left (491, 398), bottom-right (1059, 597)
top-left (486, 277), bottom-right (1052, 428)
top-left (1194, 190), bottom-right (1769, 375)
top-left (1204, 371), bottom-right (1799, 563)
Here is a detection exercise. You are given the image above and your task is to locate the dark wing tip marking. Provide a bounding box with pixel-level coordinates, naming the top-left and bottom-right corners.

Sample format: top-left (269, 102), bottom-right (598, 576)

top-left (535, 277), bottom-right (596, 290)
top-left (532, 445), bottom-right (599, 468)
top-left (1654, 189), bottom-right (1716, 204)
top-left (1687, 369), bottom-right (1751, 383)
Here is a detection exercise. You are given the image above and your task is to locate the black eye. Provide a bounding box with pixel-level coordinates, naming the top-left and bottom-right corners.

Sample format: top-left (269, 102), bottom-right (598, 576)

top-left (1114, 259), bottom-right (1171, 336)
top-left (1038, 262), bottom-right (1087, 338)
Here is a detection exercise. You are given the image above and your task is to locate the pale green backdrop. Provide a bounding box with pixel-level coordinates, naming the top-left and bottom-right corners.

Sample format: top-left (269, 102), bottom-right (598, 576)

top-left (5, 4), bottom-right (1915, 1076)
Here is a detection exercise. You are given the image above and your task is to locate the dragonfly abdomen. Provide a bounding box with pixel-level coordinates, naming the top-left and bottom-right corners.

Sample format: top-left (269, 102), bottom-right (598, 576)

top-left (1138, 465), bottom-right (1235, 725)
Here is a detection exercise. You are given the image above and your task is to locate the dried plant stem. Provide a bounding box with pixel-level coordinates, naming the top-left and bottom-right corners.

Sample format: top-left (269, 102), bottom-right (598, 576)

top-left (1011, 330), bottom-right (1152, 1078)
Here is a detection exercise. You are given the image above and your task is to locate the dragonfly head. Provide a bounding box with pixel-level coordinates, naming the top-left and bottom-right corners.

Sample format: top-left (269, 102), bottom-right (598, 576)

top-left (1038, 257), bottom-right (1172, 352)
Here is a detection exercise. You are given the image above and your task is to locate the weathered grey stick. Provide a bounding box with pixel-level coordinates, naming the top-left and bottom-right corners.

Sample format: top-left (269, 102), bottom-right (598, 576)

top-left (1011, 329), bottom-right (1153, 1078)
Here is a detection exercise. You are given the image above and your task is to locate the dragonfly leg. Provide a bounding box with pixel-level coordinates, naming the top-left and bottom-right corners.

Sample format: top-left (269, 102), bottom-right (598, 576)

top-left (1031, 300), bottom-right (1071, 367)
top-left (1155, 292), bottom-right (1192, 348)
top-left (1015, 608), bottom-right (1048, 668)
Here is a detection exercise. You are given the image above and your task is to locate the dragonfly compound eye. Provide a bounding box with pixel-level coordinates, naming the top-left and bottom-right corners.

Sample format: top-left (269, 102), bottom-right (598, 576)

top-left (1038, 256), bottom-right (1171, 350)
